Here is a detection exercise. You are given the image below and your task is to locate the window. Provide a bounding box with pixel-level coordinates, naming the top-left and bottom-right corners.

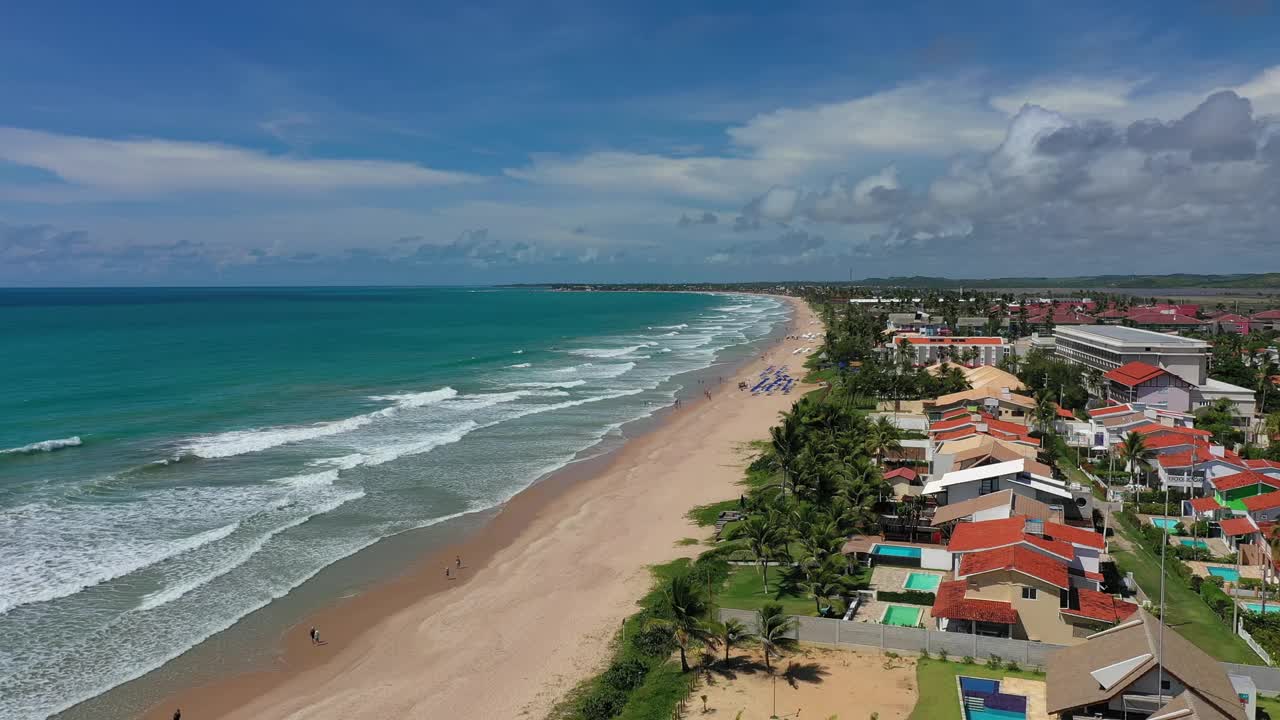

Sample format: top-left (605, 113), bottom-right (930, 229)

top-left (979, 477), bottom-right (999, 495)
top-left (1021, 586), bottom-right (1037, 600)
top-left (1160, 680), bottom-right (1171, 691)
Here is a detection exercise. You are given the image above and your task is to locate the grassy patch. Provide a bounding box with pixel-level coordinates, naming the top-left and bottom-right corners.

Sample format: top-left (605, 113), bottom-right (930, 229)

top-left (675, 537), bottom-right (700, 546)
top-left (908, 657), bottom-right (1044, 720)
top-left (1109, 544), bottom-right (1260, 663)
top-left (1259, 694), bottom-right (1280, 719)
top-left (613, 663), bottom-right (693, 720)
top-left (685, 499), bottom-right (740, 527)
top-left (717, 564), bottom-right (822, 616)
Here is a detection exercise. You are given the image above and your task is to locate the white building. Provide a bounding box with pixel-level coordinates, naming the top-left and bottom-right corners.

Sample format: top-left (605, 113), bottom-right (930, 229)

top-left (1054, 325), bottom-right (1210, 384)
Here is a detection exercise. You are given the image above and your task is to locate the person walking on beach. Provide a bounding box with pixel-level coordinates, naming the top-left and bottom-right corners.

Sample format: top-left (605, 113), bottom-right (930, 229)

top-left (173, 709), bottom-right (181, 720)
top-left (309, 627), bottom-right (317, 645)
top-left (446, 567), bottom-right (451, 579)
top-left (455, 555), bottom-right (462, 569)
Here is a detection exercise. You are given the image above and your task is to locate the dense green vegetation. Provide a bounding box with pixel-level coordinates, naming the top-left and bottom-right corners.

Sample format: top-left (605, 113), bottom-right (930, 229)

top-left (1109, 511), bottom-right (1260, 663)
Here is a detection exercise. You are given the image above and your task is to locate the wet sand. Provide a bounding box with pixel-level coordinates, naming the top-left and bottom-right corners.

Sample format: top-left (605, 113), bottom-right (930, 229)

top-left (140, 295), bottom-right (819, 720)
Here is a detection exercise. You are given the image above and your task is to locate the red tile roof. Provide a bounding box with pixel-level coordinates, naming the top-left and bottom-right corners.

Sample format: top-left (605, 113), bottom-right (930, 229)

top-left (1144, 434), bottom-right (1202, 451)
top-left (1250, 309), bottom-right (1280, 320)
top-left (948, 517), bottom-right (1026, 551)
top-left (1189, 496), bottom-right (1224, 513)
top-left (934, 427), bottom-right (981, 442)
top-left (1044, 521), bottom-right (1105, 550)
top-left (1157, 447), bottom-right (1221, 468)
top-left (930, 416), bottom-right (976, 432)
top-left (932, 580), bottom-right (1019, 624)
top-left (1243, 492), bottom-right (1280, 512)
top-left (1061, 588), bottom-right (1139, 624)
top-left (959, 545), bottom-right (1070, 588)
top-left (1210, 471), bottom-right (1280, 493)
top-left (941, 407), bottom-right (970, 420)
top-left (1103, 362), bottom-right (1169, 387)
top-left (884, 467), bottom-right (919, 482)
top-left (1220, 516), bottom-right (1260, 536)
top-left (1089, 404), bottom-right (1136, 418)
top-left (1021, 533), bottom-right (1076, 560)
top-left (1125, 312), bottom-right (1206, 325)
top-left (1246, 460), bottom-right (1280, 471)
top-left (1132, 423), bottom-right (1212, 438)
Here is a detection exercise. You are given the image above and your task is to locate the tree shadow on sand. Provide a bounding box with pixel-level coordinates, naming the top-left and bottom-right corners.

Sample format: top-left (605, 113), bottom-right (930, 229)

top-left (782, 660), bottom-right (829, 688)
top-left (702, 653), bottom-right (770, 681)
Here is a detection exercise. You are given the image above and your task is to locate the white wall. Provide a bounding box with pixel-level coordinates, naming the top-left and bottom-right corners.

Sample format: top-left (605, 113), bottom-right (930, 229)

top-left (921, 547), bottom-right (952, 570)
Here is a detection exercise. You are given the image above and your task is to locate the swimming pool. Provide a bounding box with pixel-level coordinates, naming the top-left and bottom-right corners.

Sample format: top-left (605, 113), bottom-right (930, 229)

top-left (1151, 517), bottom-right (1180, 530)
top-left (874, 544), bottom-right (922, 558)
top-left (1243, 602), bottom-right (1280, 614)
top-left (1181, 539), bottom-right (1209, 549)
top-left (905, 572), bottom-right (942, 591)
top-left (958, 676), bottom-right (1027, 720)
top-left (882, 605), bottom-right (922, 626)
top-left (1208, 566), bottom-right (1239, 582)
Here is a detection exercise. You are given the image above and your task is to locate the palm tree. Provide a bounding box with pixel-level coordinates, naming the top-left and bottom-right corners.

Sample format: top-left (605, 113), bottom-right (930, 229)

top-left (802, 559), bottom-right (847, 615)
top-left (1033, 395), bottom-right (1058, 438)
top-left (742, 514), bottom-right (783, 593)
top-left (769, 413), bottom-right (804, 498)
top-left (649, 574), bottom-right (716, 673)
top-left (864, 416), bottom-right (903, 467)
top-left (716, 617), bottom-right (753, 663)
top-left (1118, 431), bottom-right (1156, 501)
top-left (756, 603), bottom-right (796, 672)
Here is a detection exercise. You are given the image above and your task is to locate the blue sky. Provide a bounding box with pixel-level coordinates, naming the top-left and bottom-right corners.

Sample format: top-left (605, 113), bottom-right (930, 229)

top-left (3, 0), bottom-right (1280, 285)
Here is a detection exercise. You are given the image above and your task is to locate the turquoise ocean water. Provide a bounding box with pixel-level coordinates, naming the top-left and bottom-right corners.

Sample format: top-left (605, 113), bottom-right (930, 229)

top-left (0, 287), bottom-right (789, 719)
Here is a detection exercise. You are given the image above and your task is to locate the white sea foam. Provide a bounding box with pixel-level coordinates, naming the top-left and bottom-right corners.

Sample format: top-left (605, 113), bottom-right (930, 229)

top-left (0, 519), bottom-right (241, 616)
top-left (310, 421), bottom-right (480, 470)
top-left (512, 349), bottom-right (524, 354)
top-left (507, 379), bottom-right (587, 389)
top-left (179, 387), bottom-right (456, 459)
top-left (1, 436), bottom-right (83, 455)
top-left (367, 387), bottom-right (458, 407)
top-left (508, 362), bottom-right (532, 368)
top-left (568, 344), bottom-right (654, 358)
top-left (135, 489), bottom-right (365, 613)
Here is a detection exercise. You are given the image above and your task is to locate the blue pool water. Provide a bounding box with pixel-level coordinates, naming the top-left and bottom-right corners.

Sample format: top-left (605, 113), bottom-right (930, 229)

top-left (874, 544), bottom-right (922, 558)
top-left (1244, 603), bottom-right (1280, 614)
top-left (1151, 518), bottom-right (1180, 530)
top-left (1181, 539), bottom-right (1209, 549)
top-left (967, 709), bottom-right (1027, 720)
top-left (1208, 566), bottom-right (1239, 582)
top-left (959, 677), bottom-right (999, 694)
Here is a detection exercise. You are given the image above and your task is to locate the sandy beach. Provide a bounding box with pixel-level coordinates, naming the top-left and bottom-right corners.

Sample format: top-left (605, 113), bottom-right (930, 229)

top-left (140, 295), bottom-right (819, 720)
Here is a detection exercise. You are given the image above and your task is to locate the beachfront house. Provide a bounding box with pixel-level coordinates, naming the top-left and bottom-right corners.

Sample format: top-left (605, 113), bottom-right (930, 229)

top-left (1156, 447), bottom-right (1248, 494)
top-left (1102, 361), bottom-right (1195, 413)
top-left (928, 490), bottom-right (1061, 540)
top-left (946, 517), bottom-right (1106, 586)
top-left (923, 386), bottom-right (1036, 423)
top-left (1046, 610), bottom-right (1254, 720)
top-left (884, 467), bottom-right (925, 499)
top-left (921, 459), bottom-right (1078, 513)
top-left (932, 543), bottom-right (1135, 644)
top-left (1208, 471), bottom-right (1280, 512)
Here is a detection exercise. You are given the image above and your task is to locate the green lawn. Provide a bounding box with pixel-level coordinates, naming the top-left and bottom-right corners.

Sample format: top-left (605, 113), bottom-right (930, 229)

top-left (686, 499), bottom-right (740, 527)
top-left (1260, 694), bottom-right (1280, 719)
top-left (716, 564), bottom-right (822, 616)
top-left (1109, 545), bottom-right (1260, 663)
top-left (908, 658), bottom-right (1045, 720)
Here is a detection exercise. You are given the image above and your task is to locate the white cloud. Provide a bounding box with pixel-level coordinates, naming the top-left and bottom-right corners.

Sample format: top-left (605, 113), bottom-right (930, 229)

top-left (506, 79), bottom-right (1008, 200)
top-left (0, 127), bottom-right (479, 196)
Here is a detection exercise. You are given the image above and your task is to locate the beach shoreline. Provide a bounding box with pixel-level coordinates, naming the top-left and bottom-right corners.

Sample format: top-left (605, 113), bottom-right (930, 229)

top-left (131, 293), bottom-right (817, 720)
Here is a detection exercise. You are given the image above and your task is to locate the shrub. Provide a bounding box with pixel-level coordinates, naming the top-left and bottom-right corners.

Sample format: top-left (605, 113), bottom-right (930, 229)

top-left (601, 657), bottom-right (650, 692)
top-left (961, 655), bottom-right (974, 665)
top-left (876, 590), bottom-right (936, 605)
top-left (1190, 575), bottom-right (1204, 592)
top-left (579, 686), bottom-right (627, 720)
top-left (986, 655), bottom-right (1002, 669)
top-left (631, 623), bottom-right (676, 658)
top-left (1005, 660), bottom-right (1021, 672)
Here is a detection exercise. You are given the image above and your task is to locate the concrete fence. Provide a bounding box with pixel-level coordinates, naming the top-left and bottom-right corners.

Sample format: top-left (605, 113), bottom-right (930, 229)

top-left (718, 608), bottom-right (1062, 668)
top-left (720, 608), bottom-right (1280, 692)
